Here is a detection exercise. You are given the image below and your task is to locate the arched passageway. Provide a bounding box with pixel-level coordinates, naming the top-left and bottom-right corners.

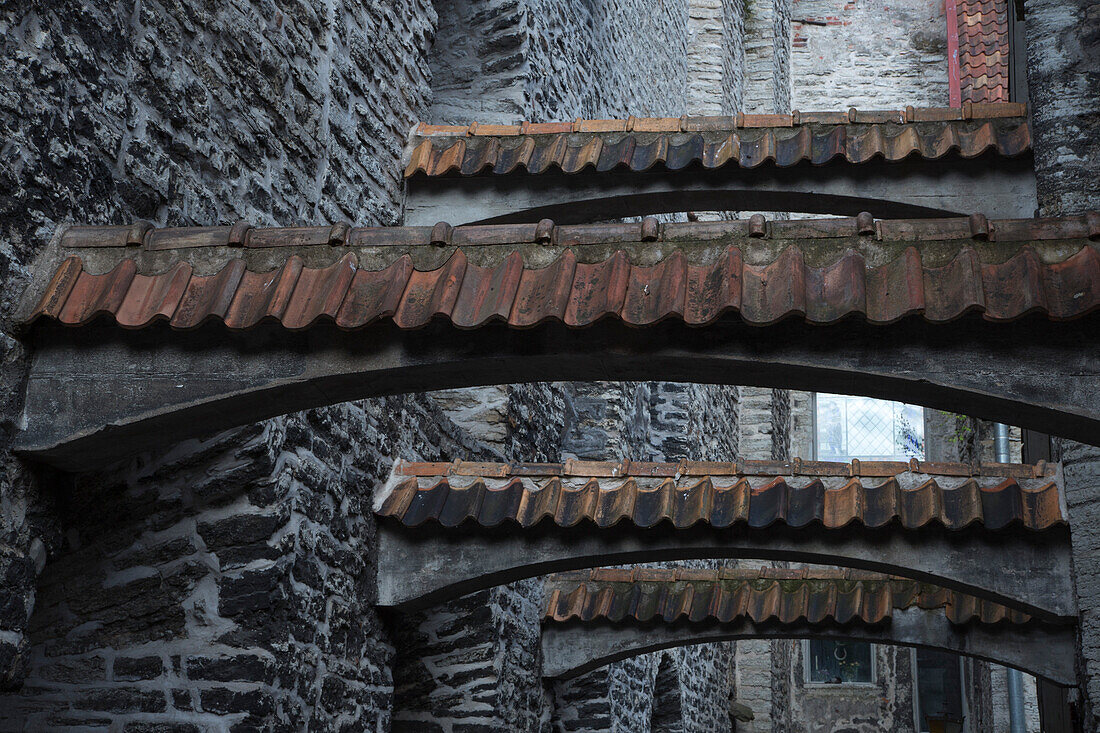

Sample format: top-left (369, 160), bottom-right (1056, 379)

top-left (538, 569), bottom-right (1076, 686)
top-left (374, 459), bottom-right (1074, 622)
top-left (402, 105), bottom-right (1036, 226)
top-left (14, 213), bottom-right (1100, 470)
top-left (542, 621), bottom-right (1075, 687)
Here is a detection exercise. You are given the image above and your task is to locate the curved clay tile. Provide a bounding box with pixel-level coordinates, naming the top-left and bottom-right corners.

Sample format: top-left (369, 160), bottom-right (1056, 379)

top-left (376, 471), bottom-right (1065, 532)
top-left (543, 568), bottom-right (1032, 625)
top-left (21, 215), bottom-right (1100, 333)
top-left (404, 111), bottom-right (1031, 178)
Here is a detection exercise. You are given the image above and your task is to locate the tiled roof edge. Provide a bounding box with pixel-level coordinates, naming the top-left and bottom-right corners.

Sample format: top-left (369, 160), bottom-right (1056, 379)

top-left (393, 457), bottom-right (1056, 479)
top-left (51, 211), bottom-right (1100, 251)
top-left (542, 570), bottom-right (1031, 625)
top-left (413, 102), bottom-right (1027, 138)
top-left (376, 469), bottom-right (1066, 531)
top-left (546, 567), bottom-right (953, 584)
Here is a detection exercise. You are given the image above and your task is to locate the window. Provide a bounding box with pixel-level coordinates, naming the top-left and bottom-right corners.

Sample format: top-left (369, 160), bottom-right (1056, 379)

top-left (814, 394), bottom-right (925, 462)
top-left (804, 640), bottom-right (875, 685)
top-left (913, 649), bottom-right (966, 732)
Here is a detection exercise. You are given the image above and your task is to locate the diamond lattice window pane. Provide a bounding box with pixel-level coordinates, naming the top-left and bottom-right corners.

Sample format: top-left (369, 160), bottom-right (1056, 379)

top-left (815, 394), bottom-right (924, 462)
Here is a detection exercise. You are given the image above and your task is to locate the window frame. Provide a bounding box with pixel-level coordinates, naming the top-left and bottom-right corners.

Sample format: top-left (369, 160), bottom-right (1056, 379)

top-left (810, 392), bottom-right (926, 463)
top-left (801, 639), bottom-right (878, 688)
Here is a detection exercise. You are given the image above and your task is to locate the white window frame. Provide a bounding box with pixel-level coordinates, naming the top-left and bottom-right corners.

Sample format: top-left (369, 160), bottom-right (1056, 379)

top-left (810, 392), bottom-right (926, 462)
top-left (801, 639), bottom-right (878, 688)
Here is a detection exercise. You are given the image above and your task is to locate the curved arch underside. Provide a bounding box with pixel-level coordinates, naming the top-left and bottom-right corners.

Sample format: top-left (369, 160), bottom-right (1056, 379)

top-left (375, 523), bottom-right (1074, 622)
top-left (404, 156), bottom-right (1038, 226)
top-left (17, 314), bottom-right (1100, 470)
top-left (540, 611), bottom-right (1076, 685)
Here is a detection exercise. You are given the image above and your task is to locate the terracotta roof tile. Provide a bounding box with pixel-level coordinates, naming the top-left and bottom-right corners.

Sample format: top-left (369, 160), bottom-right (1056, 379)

top-left (19, 214), bottom-right (1100, 333)
top-left (957, 0), bottom-right (1011, 103)
top-left (403, 104), bottom-right (1028, 178)
top-left (374, 459), bottom-right (1064, 531)
top-left (543, 568), bottom-right (1031, 625)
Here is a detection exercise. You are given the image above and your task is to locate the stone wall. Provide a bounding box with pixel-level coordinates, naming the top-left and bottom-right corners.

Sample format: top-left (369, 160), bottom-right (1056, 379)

top-left (689, 0), bottom-right (746, 114)
top-left (430, 0), bottom-right (528, 123)
top-left (431, 0), bottom-right (694, 124)
top-left (1023, 0), bottom-right (1100, 217)
top-left (773, 642), bottom-right (995, 733)
top-left (417, 1), bottom-right (747, 728)
top-left (789, 0), bottom-right (949, 109)
top-left (743, 0), bottom-right (793, 113)
top-left (525, 0), bottom-right (691, 119)
top-left (0, 395), bottom-right (493, 730)
top-left (1058, 440), bottom-right (1100, 730)
top-left (0, 0), bottom-right (439, 693)
top-left (391, 579), bottom-right (551, 733)
top-left (552, 643), bottom-right (736, 733)
top-left (1023, 3), bottom-right (1099, 721)
top-left (777, 642), bottom-right (913, 733)
top-left (545, 378), bottom-right (741, 732)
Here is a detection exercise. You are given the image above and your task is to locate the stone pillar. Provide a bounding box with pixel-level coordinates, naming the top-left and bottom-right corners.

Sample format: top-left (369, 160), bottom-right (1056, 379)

top-left (743, 0), bottom-right (792, 114)
top-left (1059, 440), bottom-right (1100, 729)
top-left (391, 384), bottom-right (567, 732)
top-left (552, 657), bottom-right (661, 733)
top-left (1023, 0), bottom-right (1100, 217)
top-left (391, 580), bottom-right (551, 732)
top-left (688, 0), bottom-right (746, 114)
top-left (735, 640), bottom-right (775, 731)
top-left (1024, 2), bottom-right (1100, 724)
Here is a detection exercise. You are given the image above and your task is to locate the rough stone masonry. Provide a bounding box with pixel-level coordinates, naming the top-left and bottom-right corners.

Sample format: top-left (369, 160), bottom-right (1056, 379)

top-left (0, 1), bottom-right (749, 729)
top-left (0, 0), bottom-right (1097, 731)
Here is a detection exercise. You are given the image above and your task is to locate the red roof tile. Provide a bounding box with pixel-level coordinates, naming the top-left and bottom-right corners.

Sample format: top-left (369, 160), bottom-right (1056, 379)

top-left (19, 214), bottom-right (1100, 333)
top-left (375, 459), bottom-right (1064, 531)
top-left (543, 568), bottom-right (1030, 625)
top-left (957, 0), bottom-right (1011, 103)
top-left (403, 104), bottom-right (1029, 178)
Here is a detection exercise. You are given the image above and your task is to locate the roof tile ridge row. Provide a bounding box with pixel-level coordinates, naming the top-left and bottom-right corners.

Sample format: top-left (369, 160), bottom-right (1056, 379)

top-left (394, 457), bottom-right (1056, 479)
top-left (412, 102), bottom-right (1027, 138)
top-left (548, 567), bottom-right (943, 583)
top-left (405, 118), bottom-right (1031, 177)
top-left (23, 238), bottom-right (1100, 330)
top-left (53, 211), bottom-right (1100, 252)
top-left (542, 575), bottom-right (1028, 625)
top-left (376, 473), bottom-right (1065, 531)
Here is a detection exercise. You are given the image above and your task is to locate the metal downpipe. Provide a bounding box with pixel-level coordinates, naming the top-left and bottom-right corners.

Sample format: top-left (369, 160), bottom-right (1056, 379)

top-left (996, 421), bottom-right (1028, 733)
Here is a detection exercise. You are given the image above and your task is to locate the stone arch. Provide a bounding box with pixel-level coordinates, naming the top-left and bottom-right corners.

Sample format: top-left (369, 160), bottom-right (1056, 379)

top-left (18, 315), bottom-right (1100, 470)
top-left (375, 460), bottom-right (1075, 622)
top-left (540, 617), bottom-right (1077, 688)
top-left (406, 163), bottom-right (1037, 227)
top-left (16, 215), bottom-right (1099, 470)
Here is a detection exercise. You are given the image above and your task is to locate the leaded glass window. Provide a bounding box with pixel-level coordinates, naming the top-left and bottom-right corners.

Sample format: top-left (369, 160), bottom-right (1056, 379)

top-left (815, 394), bottom-right (925, 462)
